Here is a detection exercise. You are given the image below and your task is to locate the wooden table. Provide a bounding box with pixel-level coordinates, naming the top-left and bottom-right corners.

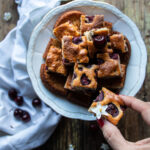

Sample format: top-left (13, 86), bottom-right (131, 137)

top-left (0, 0), bottom-right (150, 150)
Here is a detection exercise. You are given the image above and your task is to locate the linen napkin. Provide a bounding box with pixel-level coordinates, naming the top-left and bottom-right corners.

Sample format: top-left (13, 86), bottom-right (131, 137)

top-left (0, 0), bottom-right (61, 150)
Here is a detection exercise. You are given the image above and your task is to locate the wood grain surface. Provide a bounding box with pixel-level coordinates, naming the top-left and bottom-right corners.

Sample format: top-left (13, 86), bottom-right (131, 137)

top-left (0, 0), bottom-right (150, 150)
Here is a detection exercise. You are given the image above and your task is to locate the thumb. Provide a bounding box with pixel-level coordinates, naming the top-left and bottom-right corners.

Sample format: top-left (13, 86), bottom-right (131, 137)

top-left (98, 119), bottom-right (128, 150)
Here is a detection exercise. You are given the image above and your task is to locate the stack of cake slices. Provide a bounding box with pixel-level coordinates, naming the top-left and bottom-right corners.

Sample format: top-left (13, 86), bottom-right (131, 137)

top-left (40, 10), bottom-right (131, 107)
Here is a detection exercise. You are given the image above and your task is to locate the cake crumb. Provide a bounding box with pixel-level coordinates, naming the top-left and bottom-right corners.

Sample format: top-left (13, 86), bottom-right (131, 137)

top-left (100, 143), bottom-right (110, 150)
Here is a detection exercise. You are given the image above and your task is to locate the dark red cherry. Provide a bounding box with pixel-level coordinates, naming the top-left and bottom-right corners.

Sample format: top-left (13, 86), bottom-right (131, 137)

top-left (94, 91), bottom-right (104, 102)
top-left (109, 53), bottom-right (119, 60)
top-left (8, 88), bottom-right (17, 100)
top-left (78, 67), bottom-right (83, 71)
top-left (21, 111), bottom-right (31, 122)
top-left (14, 108), bottom-right (23, 119)
top-left (106, 103), bottom-right (119, 117)
top-left (32, 98), bottom-right (41, 107)
top-left (106, 35), bottom-right (110, 42)
top-left (72, 37), bottom-right (82, 45)
top-left (85, 16), bottom-right (94, 23)
top-left (97, 58), bottom-right (104, 65)
top-left (93, 35), bottom-right (107, 48)
top-left (81, 74), bottom-right (91, 85)
top-left (85, 64), bottom-right (92, 68)
top-left (45, 66), bottom-right (48, 70)
top-left (15, 96), bottom-right (23, 106)
top-left (73, 73), bottom-right (77, 79)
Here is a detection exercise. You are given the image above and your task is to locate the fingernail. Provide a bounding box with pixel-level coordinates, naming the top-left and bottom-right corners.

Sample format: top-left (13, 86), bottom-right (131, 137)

top-left (97, 118), bottom-right (104, 128)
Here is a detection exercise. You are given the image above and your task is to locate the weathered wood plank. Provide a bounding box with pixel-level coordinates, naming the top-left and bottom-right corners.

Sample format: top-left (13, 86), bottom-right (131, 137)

top-left (0, 0), bottom-right (18, 41)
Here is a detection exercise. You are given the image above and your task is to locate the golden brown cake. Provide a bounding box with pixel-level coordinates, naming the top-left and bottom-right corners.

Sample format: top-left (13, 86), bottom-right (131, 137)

top-left (84, 28), bottom-right (113, 57)
top-left (80, 15), bottom-right (104, 34)
top-left (53, 22), bottom-right (80, 41)
top-left (43, 38), bottom-right (61, 60)
top-left (64, 71), bottom-right (73, 90)
top-left (71, 63), bottom-right (99, 90)
top-left (54, 10), bottom-right (84, 30)
top-left (110, 33), bottom-right (127, 53)
top-left (88, 87), bottom-right (125, 125)
top-left (40, 64), bottom-right (68, 96)
top-left (97, 53), bottom-right (121, 78)
top-left (45, 42), bottom-right (67, 76)
top-left (62, 36), bottom-right (89, 65)
top-left (99, 64), bottom-right (126, 89)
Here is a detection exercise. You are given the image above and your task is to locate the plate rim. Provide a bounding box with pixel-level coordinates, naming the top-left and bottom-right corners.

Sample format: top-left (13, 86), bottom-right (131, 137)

top-left (27, 0), bottom-right (147, 121)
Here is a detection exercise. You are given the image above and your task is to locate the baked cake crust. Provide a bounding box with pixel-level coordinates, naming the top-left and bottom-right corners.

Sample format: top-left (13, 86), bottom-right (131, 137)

top-left (53, 22), bottom-right (80, 41)
top-left (40, 64), bottom-right (68, 96)
top-left (62, 36), bottom-right (89, 64)
top-left (71, 63), bottom-right (99, 90)
top-left (46, 45), bottom-right (67, 76)
top-left (99, 64), bottom-right (126, 89)
top-left (54, 10), bottom-right (84, 30)
top-left (97, 53), bottom-right (121, 78)
top-left (43, 38), bottom-right (61, 60)
top-left (80, 15), bottom-right (104, 34)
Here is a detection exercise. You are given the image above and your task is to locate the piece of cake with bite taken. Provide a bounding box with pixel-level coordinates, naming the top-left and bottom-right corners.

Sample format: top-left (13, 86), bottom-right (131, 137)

top-left (88, 87), bottom-right (125, 125)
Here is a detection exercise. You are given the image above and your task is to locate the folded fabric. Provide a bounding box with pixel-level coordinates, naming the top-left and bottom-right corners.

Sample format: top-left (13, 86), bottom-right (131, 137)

top-left (0, 0), bottom-right (61, 150)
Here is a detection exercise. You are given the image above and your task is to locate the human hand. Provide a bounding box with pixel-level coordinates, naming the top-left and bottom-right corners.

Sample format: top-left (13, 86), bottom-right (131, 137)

top-left (98, 95), bottom-right (150, 150)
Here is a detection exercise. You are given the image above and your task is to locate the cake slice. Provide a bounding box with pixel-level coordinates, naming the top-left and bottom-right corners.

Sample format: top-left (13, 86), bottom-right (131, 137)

top-left (71, 63), bottom-right (99, 90)
top-left (110, 33), bottom-right (127, 53)
top-left (80, 15), bottom-right (104, 34)
top-left (44, 38), bottom-right (67, 76)
top-left (53, 22), bottom-right (80, 41)
top-left (96, 53), bottom-right (122, 78)
top-left (99, 64), bottom-right (126, 89)
top-left (62, 36), bottom-right (89, 65)
top-left (54, 10), bottom-right (84, 30)
top-left (88, 87), bottom-right (125, 125)
top-left (40, 64), bottom-right (68, 96)
top-left (43, 38), bottom-right (61, 60)
top-left (64, 71), bottom-right (73, 90)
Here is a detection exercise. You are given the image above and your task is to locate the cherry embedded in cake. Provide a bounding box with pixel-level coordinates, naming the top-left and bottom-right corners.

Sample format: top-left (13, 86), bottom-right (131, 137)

top-left (93, 35), bottom-right (107, 48)
top-left (71, 63), bottom-right (99, 91)
top-left (96, 53), bottom-right (122, 78)
top-left (62, 35), bottom-right (89, 65)
top-left (80, 15), bottom-right (104, 34)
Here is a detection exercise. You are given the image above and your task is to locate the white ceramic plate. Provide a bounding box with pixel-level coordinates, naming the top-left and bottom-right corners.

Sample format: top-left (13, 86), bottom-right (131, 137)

top-left (27, 0), bottom-right (147, 121)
